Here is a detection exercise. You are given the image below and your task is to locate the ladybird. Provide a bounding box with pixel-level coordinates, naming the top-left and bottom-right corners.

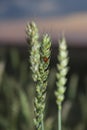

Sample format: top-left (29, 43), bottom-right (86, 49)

top-left (43, 57), bottom-right (48, 62)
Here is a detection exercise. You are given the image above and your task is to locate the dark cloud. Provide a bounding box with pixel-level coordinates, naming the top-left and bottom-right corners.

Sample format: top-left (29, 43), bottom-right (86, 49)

top-left (0, 0), bottom-right (87, 20)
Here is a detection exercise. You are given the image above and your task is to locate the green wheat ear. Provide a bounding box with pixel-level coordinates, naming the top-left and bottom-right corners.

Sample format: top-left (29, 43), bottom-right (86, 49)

top-left (55, 37), bottom-right (69, 130)
top-left (26, 22), bottom-right (40, 82)
top-left (26, 22), bottom-right (51, 130)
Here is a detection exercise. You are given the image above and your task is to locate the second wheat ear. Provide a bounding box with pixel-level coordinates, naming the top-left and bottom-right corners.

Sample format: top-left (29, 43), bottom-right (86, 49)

top-left (26, 22), bottom-right (51, 130)
top-left (55, 37), bottom-right (69, 130)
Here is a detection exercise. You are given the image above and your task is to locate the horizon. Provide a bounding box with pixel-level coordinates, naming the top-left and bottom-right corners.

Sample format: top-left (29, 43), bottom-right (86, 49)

top-left (0, 13), bottom-right (87, 47)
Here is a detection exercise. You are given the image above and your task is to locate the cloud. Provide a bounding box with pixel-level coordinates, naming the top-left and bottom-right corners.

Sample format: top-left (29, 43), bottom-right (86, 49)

top-left (12, 0), bottom-right (31, 10)
top-left (0, 2), bottom-right (9, 15)
top-left (38, 1), bottom-right (61, 13)
top-left (0, 0), bottom-right (61, 18)
top-left (0, 0), bottom-right (87, 20)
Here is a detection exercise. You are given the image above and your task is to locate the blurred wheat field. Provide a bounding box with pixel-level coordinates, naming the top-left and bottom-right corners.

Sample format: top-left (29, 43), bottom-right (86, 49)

top-left (0, 45), bottom-right (87, 130)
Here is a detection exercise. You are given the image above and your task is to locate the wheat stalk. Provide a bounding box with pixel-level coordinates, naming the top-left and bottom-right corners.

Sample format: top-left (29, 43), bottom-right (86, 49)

top-left (26, 22), bottom-right (51, 130)
top-left (55, 37), bottom-right (69, 130)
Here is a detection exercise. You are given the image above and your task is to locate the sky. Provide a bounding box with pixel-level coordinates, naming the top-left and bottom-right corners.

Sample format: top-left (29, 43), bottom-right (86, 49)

top-left (0, 0), bottom-right (87, 20)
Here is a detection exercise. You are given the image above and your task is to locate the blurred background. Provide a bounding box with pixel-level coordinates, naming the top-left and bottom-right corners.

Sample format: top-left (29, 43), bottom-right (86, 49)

top-left (0, 0), bottom-right (87, 130)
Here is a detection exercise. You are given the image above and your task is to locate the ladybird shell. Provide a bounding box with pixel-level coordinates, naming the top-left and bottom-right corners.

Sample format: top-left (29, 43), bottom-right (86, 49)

top-left (43, 57), bottom-right (48, 62)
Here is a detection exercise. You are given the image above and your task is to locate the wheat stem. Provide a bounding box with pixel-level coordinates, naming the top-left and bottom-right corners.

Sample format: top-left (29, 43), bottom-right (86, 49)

top-left (58, 105), bottom-right (61, 130)
top-left (55, 37), bottom-right (69, 130)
